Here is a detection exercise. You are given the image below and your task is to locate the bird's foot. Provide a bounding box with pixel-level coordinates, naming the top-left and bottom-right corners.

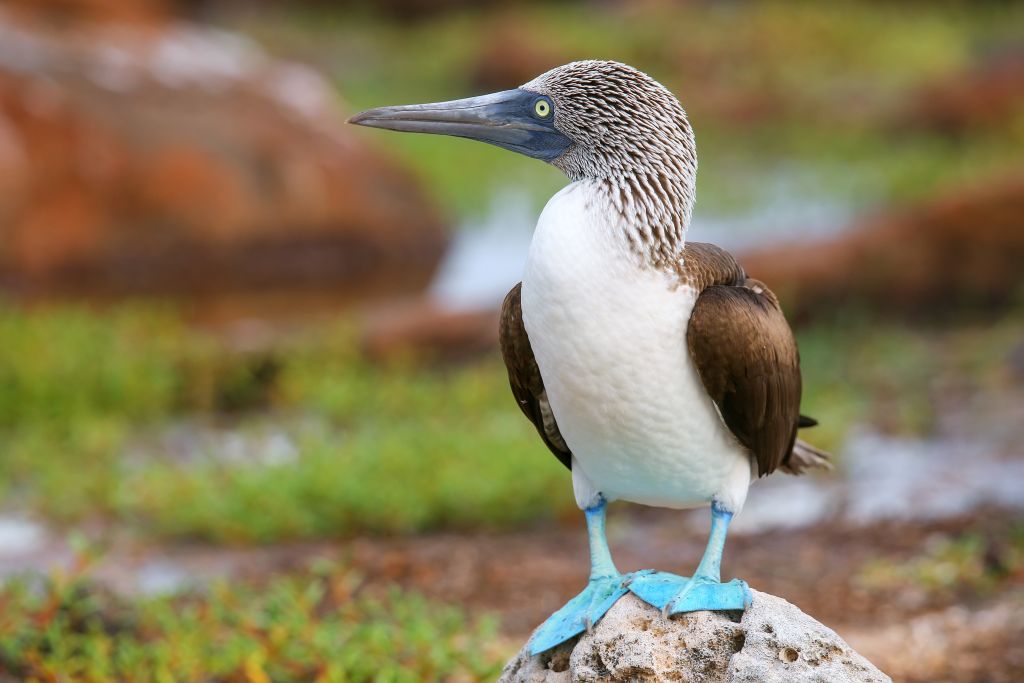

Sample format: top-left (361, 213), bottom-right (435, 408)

top-left (626, 570), bottom-right (751, 616)
top-left (529, 573), bottom-right (629, 655)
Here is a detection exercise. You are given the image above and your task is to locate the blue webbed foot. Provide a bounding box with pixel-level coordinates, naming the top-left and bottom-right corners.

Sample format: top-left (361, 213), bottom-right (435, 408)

top-left (667, 574), bottom-right (751, 615)
top-left (627, 570), bottom-right (750, 614)
top-left (529, 497), bottom-right (628, 655)
top-left (624, 569), bottom-right (688, 609)
top-left (628, 502), bottom-right (751, 616)
top-left (529, 573), bottom-right (629, 655)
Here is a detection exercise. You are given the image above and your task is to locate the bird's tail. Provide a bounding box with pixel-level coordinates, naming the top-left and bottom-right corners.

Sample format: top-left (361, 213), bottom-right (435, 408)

top-left (782, 439), bottom-right (832, 475)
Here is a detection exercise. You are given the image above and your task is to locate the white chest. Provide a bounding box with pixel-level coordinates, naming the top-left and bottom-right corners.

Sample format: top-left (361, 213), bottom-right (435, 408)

top-left (521, 182), bottom-right (750, 510)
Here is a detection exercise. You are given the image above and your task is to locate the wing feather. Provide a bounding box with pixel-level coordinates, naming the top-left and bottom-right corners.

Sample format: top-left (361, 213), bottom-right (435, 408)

top-left (499, 283), bottom-right (572, 470)
top-left (686, 278), bottom-right (805, 477)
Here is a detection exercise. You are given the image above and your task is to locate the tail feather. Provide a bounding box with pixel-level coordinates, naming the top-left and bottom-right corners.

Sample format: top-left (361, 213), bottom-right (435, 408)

top-left (782, 438), bottom-right (832, 475)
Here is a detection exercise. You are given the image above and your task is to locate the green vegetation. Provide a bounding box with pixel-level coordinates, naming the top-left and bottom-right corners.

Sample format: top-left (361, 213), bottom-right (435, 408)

top-left (1, 303), bottom-right (1019, 544)
top-left (0, 560), bottom-right (503, 681)
top-left (856, 524), bottom-right (1024, 598)
top-left (0, 304), bottom-right (569, 543)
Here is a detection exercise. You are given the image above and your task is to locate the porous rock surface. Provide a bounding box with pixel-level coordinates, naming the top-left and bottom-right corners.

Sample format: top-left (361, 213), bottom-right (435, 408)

top-left (500, 591), bottom-right (890, 683)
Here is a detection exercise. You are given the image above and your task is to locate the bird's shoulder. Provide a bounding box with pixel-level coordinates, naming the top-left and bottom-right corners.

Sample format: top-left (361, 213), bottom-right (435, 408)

top-left (499, 283), bottom-right (572, 470)
top-left (676, 241), bottom-right (785, 319)
top-left (674, 241), bottom-right (747, 291)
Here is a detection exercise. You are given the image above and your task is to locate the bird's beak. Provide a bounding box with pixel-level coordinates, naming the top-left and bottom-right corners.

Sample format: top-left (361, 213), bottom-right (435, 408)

top-left (348, 88), bottom-right (572, 162)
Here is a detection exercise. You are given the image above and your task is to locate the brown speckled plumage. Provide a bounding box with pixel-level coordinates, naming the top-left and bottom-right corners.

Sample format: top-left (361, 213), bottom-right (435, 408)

top-left (523, 61), bottom-right (696, 267)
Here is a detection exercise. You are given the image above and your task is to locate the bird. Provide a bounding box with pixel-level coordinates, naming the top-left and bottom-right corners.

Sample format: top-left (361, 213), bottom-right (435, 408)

top-left (349, 60), bottom-right (830, 655)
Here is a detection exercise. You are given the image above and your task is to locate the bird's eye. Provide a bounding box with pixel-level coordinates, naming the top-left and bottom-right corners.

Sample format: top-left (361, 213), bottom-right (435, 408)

top-left (534, 99), bottom-right (552, 118)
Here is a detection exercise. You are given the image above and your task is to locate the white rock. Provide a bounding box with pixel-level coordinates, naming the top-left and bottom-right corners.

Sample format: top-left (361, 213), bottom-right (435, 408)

top-left (500, 592), bottom-right (890, 683)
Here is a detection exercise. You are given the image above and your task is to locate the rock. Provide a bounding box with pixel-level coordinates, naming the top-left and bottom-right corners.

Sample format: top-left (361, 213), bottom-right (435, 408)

top-left (499, 592), bottom-right (890, 683)
top-left (3, 0), bottom-right (171, 24)
top-left (360, 296), bottom-right (499, 362)
top-left (740, 173), bottom-right (1024, 323)
top-left (0, 9), bottom-right (448, 299)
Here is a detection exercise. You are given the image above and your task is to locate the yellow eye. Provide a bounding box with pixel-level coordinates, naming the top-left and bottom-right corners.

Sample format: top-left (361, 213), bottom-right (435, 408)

top-left (534, 99), bottom-right (551, 118)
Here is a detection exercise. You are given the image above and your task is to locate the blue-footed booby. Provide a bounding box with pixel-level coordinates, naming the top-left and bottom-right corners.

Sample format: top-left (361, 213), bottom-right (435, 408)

top-left (350, 60), bottom-right (830, 655)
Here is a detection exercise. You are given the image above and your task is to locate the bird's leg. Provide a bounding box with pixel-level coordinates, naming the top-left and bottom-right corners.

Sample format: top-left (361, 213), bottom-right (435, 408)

top-left (528, 496), bottom-right (630, 655)
top-left (690, 501), bottom-right (731, 583)
top-left (666, 501), bottom-right (751, 615)
top-left (626, 501), bottom-right (752, 615)
top-left (585, 497), bottom-right (619, 581)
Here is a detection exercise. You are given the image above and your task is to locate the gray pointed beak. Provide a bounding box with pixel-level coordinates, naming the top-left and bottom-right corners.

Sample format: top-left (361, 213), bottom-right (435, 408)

top-left (348, 89), bottom-right (572, 162)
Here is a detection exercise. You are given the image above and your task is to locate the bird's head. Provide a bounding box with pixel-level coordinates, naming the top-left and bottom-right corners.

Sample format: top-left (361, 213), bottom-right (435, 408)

top-left (349, 60), bottom-right (696, 185)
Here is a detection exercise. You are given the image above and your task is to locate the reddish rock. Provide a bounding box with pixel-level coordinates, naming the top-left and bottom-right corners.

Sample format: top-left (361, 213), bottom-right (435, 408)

top-left (0, 11), bottom-right (448, 299)
top-left (361, 297), bottom-right (499, 362)
top-left (3, 0), bottom-right (170, 24)
top-left (741, 174), bottom-right (1024, 322)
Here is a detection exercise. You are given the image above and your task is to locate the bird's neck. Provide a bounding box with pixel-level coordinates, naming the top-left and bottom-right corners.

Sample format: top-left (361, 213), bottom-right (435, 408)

top-left (558, 130), bottom-right (697, 269)
top-left (595, 164), bottom-right (695, 268)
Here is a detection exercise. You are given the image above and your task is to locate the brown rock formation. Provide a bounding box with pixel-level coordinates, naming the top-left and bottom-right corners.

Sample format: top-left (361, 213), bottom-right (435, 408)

top-left (2, 0), bottom-right (171, 24)
top-left (741, 174), bottom-right (1024, 323)
top-left (361, 296), bottom-right (499, 362)
top-left (0, 10), bottom-right (448, 300)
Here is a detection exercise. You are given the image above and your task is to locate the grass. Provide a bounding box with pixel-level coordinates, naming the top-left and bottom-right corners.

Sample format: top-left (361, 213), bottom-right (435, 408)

top-left (0, 559), bottom-right (503, 682)
top-left (856, 523), bottom-right (1024, 600)
top-left (1, 303), bottom-right (1020, 544)
top-left (0, 304), bottom-right (571, 542)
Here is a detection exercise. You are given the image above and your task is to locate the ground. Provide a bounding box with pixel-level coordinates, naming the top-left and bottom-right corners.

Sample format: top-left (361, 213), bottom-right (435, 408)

top-left (0, 308), bottom-right (1021, 681)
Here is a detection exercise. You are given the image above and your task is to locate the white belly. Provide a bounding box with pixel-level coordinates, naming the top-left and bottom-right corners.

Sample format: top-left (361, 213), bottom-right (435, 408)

top-left (521, 181), bottom-right (752, 511)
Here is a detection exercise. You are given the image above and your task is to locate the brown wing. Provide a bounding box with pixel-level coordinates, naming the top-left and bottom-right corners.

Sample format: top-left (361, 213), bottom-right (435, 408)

top-left (499, 283), bottom-right (572, 470)
top-left (686, 277), bottom-right (803, 477)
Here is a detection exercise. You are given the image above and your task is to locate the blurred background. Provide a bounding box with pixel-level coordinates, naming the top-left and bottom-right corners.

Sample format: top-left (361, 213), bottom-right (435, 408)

top-left (0, 0), bottom-right (1022, 680)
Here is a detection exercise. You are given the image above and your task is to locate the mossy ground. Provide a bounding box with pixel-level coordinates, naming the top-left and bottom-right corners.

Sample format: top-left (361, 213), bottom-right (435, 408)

top-left (0, 559), bottom-right (503, 682)
top-left (1, 303), bottom-right (1020, 543)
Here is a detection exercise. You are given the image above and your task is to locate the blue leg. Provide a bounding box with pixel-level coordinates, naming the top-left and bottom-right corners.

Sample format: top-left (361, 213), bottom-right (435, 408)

top-left (529, 498), bottom-right (629, 655)
top-left (627, 502), bottom-right (751, 615)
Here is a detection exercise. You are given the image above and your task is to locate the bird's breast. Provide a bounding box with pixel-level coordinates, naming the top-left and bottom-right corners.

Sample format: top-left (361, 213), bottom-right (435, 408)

top-left (521, 181), bottom-right (748, 508)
